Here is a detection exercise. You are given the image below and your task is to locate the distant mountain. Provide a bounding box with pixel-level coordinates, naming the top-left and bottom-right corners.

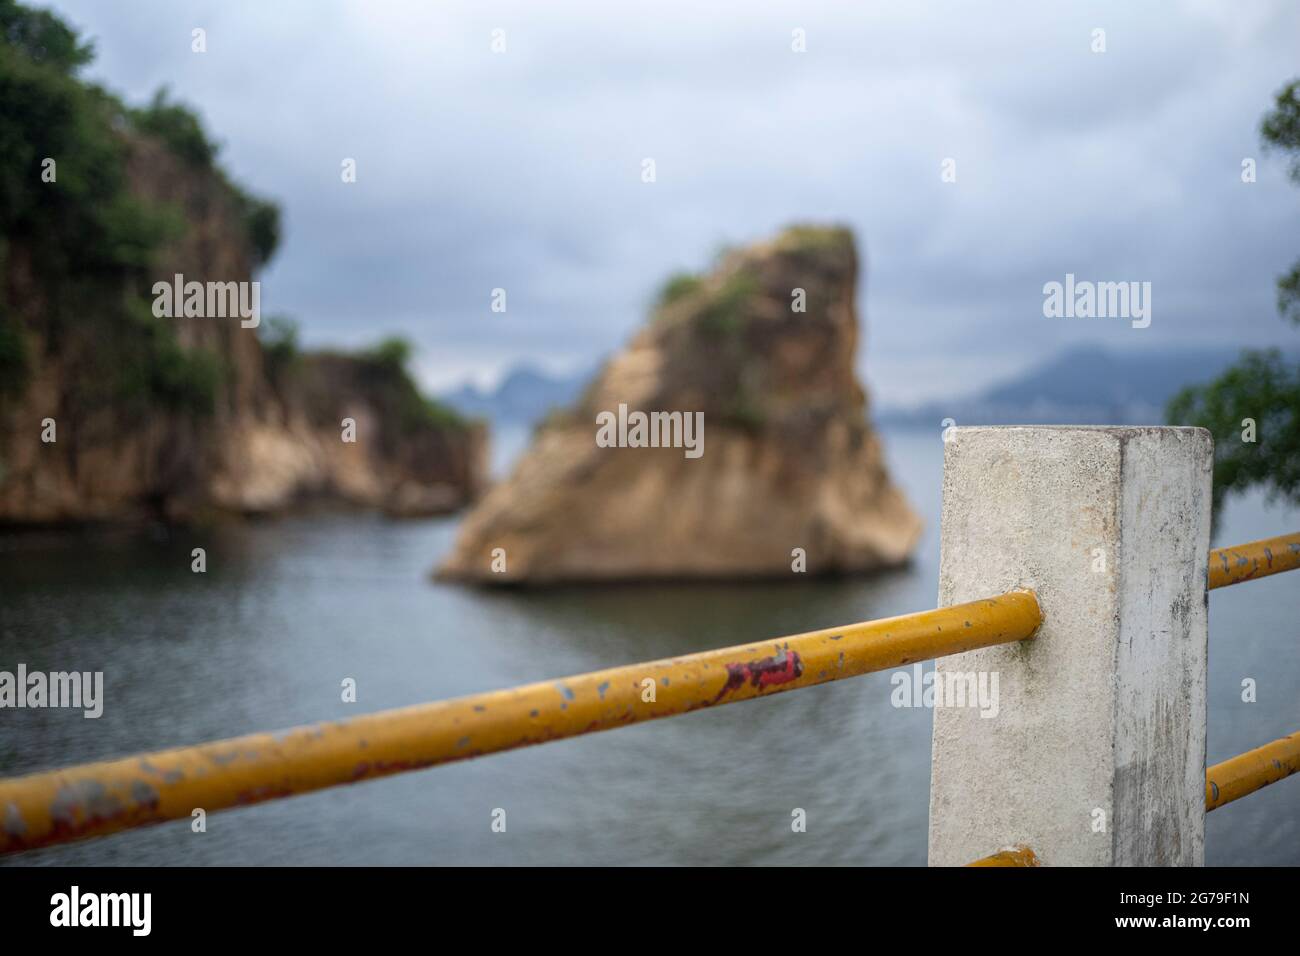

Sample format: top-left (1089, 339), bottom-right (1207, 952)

top-left (455, 345), bottom-right (1279, 433)
top-left (440, 364), bottom-right (592, 426)
top-left (876, 345), bottom-right (1270, 428)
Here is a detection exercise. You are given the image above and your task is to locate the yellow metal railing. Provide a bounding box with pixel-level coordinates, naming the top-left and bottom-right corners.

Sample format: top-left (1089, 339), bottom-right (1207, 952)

top-left (969, 729), bottom-right (1300, 865)
top-left (1207, 531), bottom-right (1300, 590)
top-left (3, 529), bottom-right (1296, 859)
top-left (1206, 730), bottom-right (1300, 812)
top-left (0, 590), bottom-right (1042, 854)
top-left (968, 845), bottom-right (1040, 867)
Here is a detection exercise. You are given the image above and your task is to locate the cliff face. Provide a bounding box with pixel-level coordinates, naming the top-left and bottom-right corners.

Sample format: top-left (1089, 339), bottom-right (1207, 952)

top-left (438, 225), bottom-right (921, 584)
top-left (0, 135), bottom-right (485, 524)
top-left (234, 351), bottom-right (487, 518)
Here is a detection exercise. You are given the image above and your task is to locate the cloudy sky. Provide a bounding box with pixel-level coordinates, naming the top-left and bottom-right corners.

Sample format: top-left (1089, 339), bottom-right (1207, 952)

top-left (48, 0), bottom-right (1300, 404)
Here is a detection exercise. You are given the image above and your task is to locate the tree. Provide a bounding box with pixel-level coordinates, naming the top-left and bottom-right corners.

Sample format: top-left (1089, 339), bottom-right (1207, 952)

top-left (0, 0), bottom-right (280, 415)
top-left (0, 0), bottom-right (93, 73)
top-left (1167, 79), bottom-right (1300, 511)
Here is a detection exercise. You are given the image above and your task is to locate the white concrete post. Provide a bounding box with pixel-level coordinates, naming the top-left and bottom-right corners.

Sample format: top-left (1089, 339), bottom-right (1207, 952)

top-left (928, 426), bottom-right (1213, 866)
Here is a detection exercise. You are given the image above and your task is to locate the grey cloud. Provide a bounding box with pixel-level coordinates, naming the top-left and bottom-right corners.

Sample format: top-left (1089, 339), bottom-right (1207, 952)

top-left (49, 0), bottom-right (1300, 401)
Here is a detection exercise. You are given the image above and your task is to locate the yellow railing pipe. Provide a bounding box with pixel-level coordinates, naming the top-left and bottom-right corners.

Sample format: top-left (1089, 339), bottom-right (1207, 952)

top-left (0, 590), bottom-right (1042, 854)
top-left (967, 845), bottom-right (1040, 867)
top-left (960, 731), bottom-right (1300, 864)
top-left (1207, 532), bottom-right (1300, 590)
top-left (1205, 730), bottom-right (1300, 812)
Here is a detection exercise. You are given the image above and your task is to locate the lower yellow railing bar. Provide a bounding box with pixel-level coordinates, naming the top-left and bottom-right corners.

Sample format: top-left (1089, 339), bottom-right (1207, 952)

top-left (967, 845), bottom-right (1040, 867)
top-left (0, 590), bottom-right (1041, 854)
top-left (1207, 532), bottom-right (1300, 590)
top-left (1205, 730), bottom-right (1300, 812)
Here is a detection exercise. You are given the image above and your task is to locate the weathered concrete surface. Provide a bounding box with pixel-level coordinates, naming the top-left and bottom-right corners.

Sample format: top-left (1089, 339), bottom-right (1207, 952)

top-left (928, 426), bottom-right (1212, 866)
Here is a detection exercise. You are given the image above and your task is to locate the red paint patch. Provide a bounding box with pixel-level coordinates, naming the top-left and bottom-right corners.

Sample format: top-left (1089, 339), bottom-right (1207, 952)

top-left (712, 645), bottom-right (803, 702)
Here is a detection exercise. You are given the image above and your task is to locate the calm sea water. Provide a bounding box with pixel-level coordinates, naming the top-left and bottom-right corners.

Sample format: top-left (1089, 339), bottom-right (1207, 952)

top-left (1, 427), bottom-right (1296, 866)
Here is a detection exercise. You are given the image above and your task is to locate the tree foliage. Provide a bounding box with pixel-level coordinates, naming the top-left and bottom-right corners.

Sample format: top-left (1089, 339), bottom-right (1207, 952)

top-left (1168, 79), bottom-right (1300, 509)
top-left (0, 0), bottom-right (92, 72)
top-left (128, 86), bottom-right (220, 168)
top-left (1262, 79), bottom-right (1300, 325)
top-left (0, 0), bottom-right (279, 414)
top-left (361, 337), bottom-right (467, 433)
top-left (1168, 350), bottom-right (1300, 510)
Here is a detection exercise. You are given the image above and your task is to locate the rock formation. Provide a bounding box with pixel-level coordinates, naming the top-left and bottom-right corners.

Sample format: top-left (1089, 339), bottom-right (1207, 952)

top-left (438, 225), bottom-right (921, 584)
top-left (0, 97), bottom-right (483, 525)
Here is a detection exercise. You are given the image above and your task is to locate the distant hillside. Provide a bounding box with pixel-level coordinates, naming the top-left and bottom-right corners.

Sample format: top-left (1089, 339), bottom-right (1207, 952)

top-left (877, 345), bottom-right (1267, 427)
top-left (441, 364), bottom-right (591, 426)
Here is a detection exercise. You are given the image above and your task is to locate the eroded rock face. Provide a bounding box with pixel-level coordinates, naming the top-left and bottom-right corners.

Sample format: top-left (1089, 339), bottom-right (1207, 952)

top-left (231, 352), bottom-right (487, 519)
top-left (0, 136), bottom-right (485, 525)
top-left (438, 225), bottom-right (922, 584)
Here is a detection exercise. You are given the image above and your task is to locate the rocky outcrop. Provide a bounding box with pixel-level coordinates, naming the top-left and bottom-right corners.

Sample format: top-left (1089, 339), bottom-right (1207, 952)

top-left (0, 135), bottom-right (484, 525)
top-left (242, 351), bottom-right (487, 518)
top-left (438, 225), bottom-right (921, 584)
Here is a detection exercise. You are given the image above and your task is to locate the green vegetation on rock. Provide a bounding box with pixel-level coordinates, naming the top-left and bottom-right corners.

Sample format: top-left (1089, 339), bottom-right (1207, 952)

top-left (361, 337), bottom-right (468, 434)
top-left (696, 270), bottom-right (759, 337)
top-left (129, 87), bottom-right (219, 168)
top-left (722, 387), bottom-right (766, 431)
top-left (259, 314), bottom-right (301, 381)
top-left (113, 302), bottom-right (225, 416)
top-left (0, 311), bottom-right (28, 399)
top-left (656, 272), bottom-right (703, 310)
top-left (0, 0), bottom-right (280, 415)
top-left (776, 224), bottom-right (854, 256)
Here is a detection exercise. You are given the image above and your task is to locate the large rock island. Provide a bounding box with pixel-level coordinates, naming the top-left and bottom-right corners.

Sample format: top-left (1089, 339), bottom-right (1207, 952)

top-left (438, 225), bottom-right (921, 584)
